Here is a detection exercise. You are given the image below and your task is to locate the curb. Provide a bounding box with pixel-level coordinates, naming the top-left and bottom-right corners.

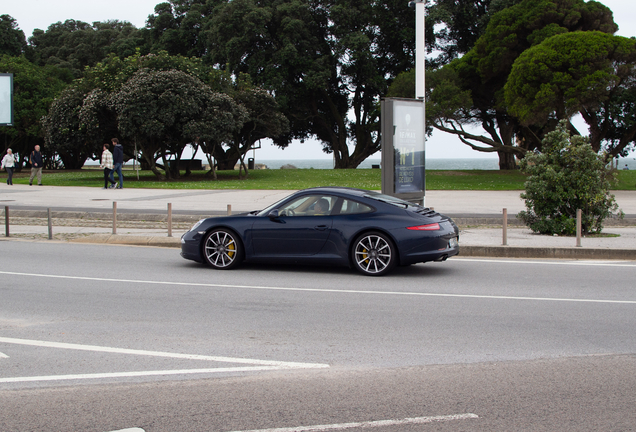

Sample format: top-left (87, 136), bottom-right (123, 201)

top-left (70, 234), bottom-right (181, 248)
top-left (460, 245), bottom-right (636, 260)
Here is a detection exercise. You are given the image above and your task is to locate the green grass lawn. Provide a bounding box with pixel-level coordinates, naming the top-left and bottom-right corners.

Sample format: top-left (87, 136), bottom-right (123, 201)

top-left (5, 167), bottom-right (636, 191)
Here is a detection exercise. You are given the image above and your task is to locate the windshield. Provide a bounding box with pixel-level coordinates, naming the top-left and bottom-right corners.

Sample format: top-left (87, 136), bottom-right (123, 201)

top-left (256, 195), bottom-right (292, 216)
top-left (363, 191), bottom-right (422, 210)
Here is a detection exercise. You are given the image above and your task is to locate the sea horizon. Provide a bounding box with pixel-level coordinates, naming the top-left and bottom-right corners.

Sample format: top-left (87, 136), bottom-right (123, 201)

top-left (257, 158), bottom-right (498, 170)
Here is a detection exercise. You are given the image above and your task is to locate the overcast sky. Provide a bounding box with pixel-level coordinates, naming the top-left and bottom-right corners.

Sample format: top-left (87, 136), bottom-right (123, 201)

top-left (4, 0), bottom-right (635, 160)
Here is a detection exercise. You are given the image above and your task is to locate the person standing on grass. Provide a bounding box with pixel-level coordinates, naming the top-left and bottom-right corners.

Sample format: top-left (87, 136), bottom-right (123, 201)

top-left (100, 143), bottom-right (117, 189)
top-left (1, 148), bottom-right (15, 185)
top-left (110, 138), bottom-right (124, 188)
top-left (29, 144), bottom-right (43, 186)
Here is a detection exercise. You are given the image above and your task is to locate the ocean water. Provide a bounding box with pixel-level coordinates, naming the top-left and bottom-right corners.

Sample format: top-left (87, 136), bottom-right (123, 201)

top-left (258, 156), bottom-right (636, 170)
top-left (258, 158), bottom-right (501, 170)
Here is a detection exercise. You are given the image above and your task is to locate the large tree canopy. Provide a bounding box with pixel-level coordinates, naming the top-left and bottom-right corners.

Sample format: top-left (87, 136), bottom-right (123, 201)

top-left (0, 15), bottom-right (27, 57)
top-left (425, 0), bottom-right (617, 169)
top-left (425, 0), bottom-right (523, 67)
top-left (110, 68), bottom-right (248, 179)
top-left (505, 31), bottom-right (636, 158)
top-left (27, 19), bottom-right (146, 77)
top-left (206, 0), bottom-right (415, 168)
top-left (145, 0), bottom-right (213, 58)
top-left (43, 51), bottom-right (285, 177)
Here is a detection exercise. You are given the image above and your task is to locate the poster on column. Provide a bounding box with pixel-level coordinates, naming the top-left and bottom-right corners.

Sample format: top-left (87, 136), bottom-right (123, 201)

top-left (393, 102), bottom-right (425, 193)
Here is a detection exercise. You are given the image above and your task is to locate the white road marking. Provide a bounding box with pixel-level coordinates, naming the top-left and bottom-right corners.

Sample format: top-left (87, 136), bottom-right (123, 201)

top-left (0, 366), bottom-right (290, 384)
top-left (0, 337), bottom-right (328, 384)
top-left (0, 271), bottom-right (635, 305)
top-left (228, 413), bottom-right (479, 432)
top-left (0, 352), bottom-right (8, 358)
top-left (108, 429), bottom-right (145, 432)
top-left (0, 337), bottom-right (327, 368)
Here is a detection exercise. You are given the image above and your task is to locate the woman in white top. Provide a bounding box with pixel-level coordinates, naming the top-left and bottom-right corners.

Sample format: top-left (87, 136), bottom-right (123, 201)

top-left (1, 148), bottom-right (15, 185)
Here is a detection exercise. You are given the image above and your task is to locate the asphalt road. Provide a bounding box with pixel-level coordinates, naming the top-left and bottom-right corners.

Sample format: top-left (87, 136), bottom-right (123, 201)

top-left (1, 241), bottom-right (635, 431)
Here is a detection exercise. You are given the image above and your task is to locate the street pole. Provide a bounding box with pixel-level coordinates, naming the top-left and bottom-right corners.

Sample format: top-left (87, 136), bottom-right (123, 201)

top-left (411, 0), bottom-right (426, 99)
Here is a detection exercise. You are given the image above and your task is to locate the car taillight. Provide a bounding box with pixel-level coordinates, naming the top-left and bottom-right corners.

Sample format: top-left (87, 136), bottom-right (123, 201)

top-left (407, 223), bottom-right (440, 231)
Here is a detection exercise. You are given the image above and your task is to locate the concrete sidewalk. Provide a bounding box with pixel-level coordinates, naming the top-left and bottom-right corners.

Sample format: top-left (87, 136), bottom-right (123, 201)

top-left (1, 184), bottom-right (635, 260)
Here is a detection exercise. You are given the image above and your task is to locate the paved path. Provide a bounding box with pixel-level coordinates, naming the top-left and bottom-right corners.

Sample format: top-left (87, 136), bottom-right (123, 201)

top-left (2, 184), bottom-right (636, 215)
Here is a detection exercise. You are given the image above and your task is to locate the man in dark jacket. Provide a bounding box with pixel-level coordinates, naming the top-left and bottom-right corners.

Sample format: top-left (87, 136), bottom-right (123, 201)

top-left (29, 145), bottom-right (43, 186)
top-left (111, 138), bottom-right (124, 188)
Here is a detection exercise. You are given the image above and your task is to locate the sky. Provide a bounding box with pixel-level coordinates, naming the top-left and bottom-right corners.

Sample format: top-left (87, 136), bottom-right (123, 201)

top-left (3, 0), bottom-right (636, 160)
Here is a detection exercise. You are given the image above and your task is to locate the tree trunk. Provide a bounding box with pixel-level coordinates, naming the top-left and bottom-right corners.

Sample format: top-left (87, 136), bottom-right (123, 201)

top-left (497, 151), bottom-right (517, 170)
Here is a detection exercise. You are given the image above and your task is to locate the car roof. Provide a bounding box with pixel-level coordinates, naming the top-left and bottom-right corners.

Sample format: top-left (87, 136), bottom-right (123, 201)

top-left (299, 187), bottom-right (370, 197)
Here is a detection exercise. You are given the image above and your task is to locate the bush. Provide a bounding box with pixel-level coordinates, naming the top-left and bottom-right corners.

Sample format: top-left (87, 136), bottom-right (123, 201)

top-left (518, 121), bottom-right (623, 235)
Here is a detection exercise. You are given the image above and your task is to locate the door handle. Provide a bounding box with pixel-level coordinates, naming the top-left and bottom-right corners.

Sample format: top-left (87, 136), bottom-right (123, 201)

top-left (314, 225), bottom-right (329, 231)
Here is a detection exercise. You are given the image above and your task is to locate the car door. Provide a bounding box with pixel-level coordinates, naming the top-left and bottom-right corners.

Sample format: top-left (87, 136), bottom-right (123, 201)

top-left (251, 195), bottom-right (335, 256)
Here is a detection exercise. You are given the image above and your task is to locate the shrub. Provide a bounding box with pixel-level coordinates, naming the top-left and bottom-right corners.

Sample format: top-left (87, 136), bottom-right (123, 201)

top-left (518, 121), bottom-right (623, 235)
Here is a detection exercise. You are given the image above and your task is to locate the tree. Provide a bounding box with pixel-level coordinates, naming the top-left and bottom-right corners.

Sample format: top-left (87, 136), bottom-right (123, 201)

top-left (42, 87), bottom-right (95, 169)
top-left (0, 55), bottom-right (70, 169)
top-left (425, 0), bottom-right (617, 169)
top-left (518, 121), bottom-right (622, 235)
top-left (0, 15), bottom-right (26, 56)
top-left (231, 86), bottom-right (290, 178)
top-left (145, 0), bottom-right (213, 58)
top-left (109, 68), bottom-right (248, 179)
top-left (206, 0), bottom-right (415, 168)
top-left (27, 19), bottom-right (147, 78)
top-left (425, 0), bottom-right (522, 67)
top-left (505, 31), bottom-right (636, 159)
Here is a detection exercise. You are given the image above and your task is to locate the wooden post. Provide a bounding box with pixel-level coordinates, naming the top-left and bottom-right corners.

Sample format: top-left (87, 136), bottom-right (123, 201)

top-left (227, 204), bottom-right (232, 216)
top-left (576, 209), bottom-right (582, 247)
top-left (4, 206), bottom-right (9, 237)
top-left (48, 208), bottom-right (53, 240)
top-left (167, 203), bottom-right (173, 237)
top-left (112, 201), bottom-right (117, 235)
top-left (502, 208), bottom-right (508, 246)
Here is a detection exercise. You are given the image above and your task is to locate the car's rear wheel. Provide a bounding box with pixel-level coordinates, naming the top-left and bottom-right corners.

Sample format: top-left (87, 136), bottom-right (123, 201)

top-left (202, 229), bottom-right (242, 269)
top-left (352, 231), bottom-right (396, 276)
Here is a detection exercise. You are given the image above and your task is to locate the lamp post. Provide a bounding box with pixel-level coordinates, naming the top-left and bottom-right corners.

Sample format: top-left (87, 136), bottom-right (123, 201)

top-left (409, 0), bottom-right (425, 99)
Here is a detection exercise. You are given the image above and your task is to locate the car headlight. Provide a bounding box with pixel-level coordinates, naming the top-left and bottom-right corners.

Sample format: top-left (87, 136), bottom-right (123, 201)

top-left (189, 219), bottom-right (205, 232)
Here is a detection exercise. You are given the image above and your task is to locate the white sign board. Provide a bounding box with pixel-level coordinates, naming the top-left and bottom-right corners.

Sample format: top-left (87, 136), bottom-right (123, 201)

top-left (0, 74), bottom-right (14, 126)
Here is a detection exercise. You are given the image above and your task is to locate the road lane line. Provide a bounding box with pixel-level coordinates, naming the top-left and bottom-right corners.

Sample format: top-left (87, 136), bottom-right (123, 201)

top-left (0, 337), bottom-right (328, 369)
top-left (1, 271), bottom-right (635, 305)
top-left (228, 413), bottom-right (479, 431)
top-left (0, 352), bottom-right (8, 358)
top-left (0, 366), bottom-right (290, 384)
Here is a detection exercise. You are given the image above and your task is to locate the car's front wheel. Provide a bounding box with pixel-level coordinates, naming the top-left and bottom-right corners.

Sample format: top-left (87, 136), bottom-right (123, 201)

top-left (352, 231), bottom-right (396, 276)
top-left (202, 229), bottom-right (243, 269)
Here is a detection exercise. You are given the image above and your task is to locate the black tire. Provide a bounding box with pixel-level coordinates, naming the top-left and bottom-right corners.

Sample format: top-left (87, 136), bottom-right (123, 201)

top-left (352, 231), bottom-right (397, 276)
top-left (202, 229), bottom-right (243, 269)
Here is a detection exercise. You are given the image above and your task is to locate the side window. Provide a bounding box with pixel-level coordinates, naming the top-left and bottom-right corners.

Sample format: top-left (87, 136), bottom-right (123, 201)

top-left (279, 195), bottom-right (335, 216)
top-left (339, 199), bottom-right (373, 215)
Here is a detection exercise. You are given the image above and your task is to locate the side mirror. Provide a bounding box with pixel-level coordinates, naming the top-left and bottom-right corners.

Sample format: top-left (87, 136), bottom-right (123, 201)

top-left (268, 209), bottom-right (280, 220)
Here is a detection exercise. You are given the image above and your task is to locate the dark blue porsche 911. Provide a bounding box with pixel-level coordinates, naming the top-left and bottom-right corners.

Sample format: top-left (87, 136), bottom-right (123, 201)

top-left (181, 187), bottom-right (459, 276)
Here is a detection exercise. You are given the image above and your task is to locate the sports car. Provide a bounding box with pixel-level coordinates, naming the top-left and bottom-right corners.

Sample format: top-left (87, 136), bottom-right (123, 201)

top-left (180, 187), bottom-right (459, 276)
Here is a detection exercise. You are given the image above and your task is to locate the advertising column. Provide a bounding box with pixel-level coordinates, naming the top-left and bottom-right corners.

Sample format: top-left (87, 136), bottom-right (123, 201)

top-left (381, 98), bottom-right (425, 204)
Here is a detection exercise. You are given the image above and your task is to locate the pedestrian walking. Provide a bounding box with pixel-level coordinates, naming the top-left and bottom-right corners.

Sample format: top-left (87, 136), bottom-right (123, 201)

top-left (29, 144), bottom-right (43, 186)
top-left (1, 148), bottom-right (15, 185)
top-left (111, 138), bottom-right (124, 188)
top-left (100, 143), bottom-right (117, 189)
